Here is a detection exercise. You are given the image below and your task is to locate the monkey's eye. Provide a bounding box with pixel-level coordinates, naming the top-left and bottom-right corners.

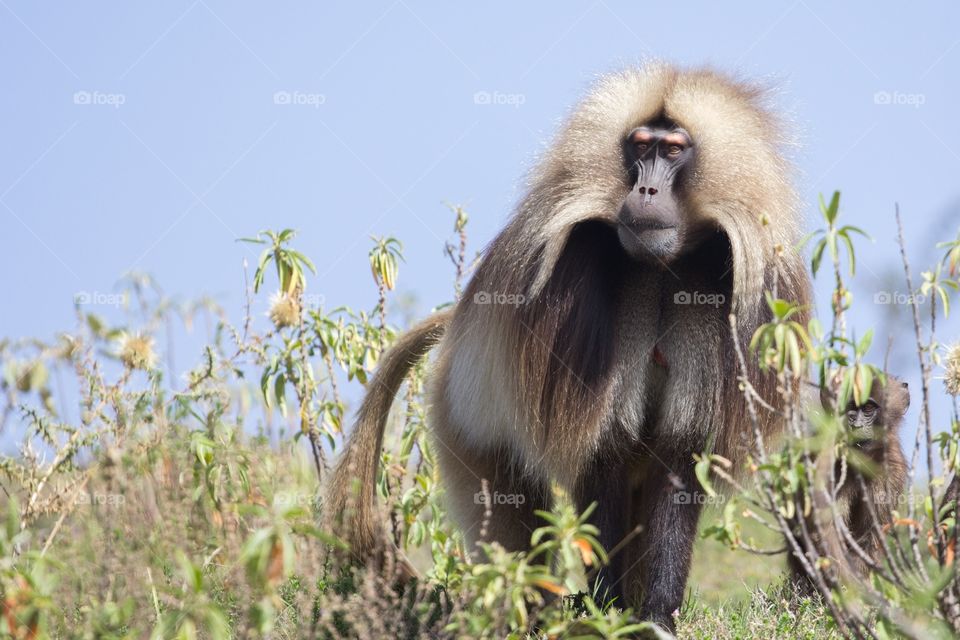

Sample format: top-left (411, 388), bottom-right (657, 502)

top-left (862, 402), bottom-right (878, 417)
top-left (628, 129), bottom-right (654, 154)
top-left (666, 144), bottom-right (684, 157)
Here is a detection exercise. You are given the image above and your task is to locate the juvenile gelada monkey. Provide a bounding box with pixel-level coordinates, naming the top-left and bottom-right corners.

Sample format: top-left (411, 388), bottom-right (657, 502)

top-left (789, 376), bottom-right (909, 592)
top-left (326, 63), bottom-right (811, 631)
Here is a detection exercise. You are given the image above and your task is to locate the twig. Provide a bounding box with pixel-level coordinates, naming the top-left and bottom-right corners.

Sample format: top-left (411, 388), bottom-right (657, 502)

top-left (147, 567), bottom-right (162, 623)
top-left (895, 206), bottom-right (941, 558)
top-left (39, 474), bottom-right (91, 556)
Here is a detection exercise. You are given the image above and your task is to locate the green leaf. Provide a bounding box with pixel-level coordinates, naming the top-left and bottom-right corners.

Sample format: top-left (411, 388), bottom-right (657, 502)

top-left (274, 374), bottom-right (287, 417)
top-left (695, 455), bottom-right (717, 497)
top-left (857, 329), bottom-right (874, 354)
top-left (858, 367), bottom-right (874, 407)
top-left (823, 191), bottom-right (841, 224)
top-left (787, 330), bottom-right (801, 375)
top-left (260, 370), bottom-right (273, 408)
top-left (841, 224), bottom-right (870, 239)
top-left (840, 231), bottom-right (857, 275)
top-left (287, 249), bottom-right (317, 274)
top-left (5, 497), bottom-right (20, 540)
top-left (811, 240), bottom-right (827, 277)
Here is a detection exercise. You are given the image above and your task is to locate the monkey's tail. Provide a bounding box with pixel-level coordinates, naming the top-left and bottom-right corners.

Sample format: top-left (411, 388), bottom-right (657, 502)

top-left (323, 308), bottom-right (452, 564)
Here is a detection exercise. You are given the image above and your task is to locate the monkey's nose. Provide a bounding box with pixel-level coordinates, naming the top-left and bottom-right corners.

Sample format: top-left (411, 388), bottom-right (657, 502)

top-left (637, 186), bottom-right (658, 204)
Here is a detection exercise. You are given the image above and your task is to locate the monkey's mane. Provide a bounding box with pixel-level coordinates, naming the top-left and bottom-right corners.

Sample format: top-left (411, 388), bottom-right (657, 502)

top-left (521, 63), bottom-right (804, 327)
top-left (453, 63), bottom-right (811, 467)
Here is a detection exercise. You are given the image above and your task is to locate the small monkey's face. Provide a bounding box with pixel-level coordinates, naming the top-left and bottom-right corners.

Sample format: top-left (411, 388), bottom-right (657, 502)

top-left (845, 378), bottom-right (910, 449)
top-left (846, 398), bottom-right (881, 444)
top-left (617, 121), bottom-right (702, 264)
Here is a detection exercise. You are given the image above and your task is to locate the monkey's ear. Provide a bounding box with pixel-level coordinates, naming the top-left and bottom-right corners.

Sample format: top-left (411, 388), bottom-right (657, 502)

top-left (887, 377), bottom-right (910, 412)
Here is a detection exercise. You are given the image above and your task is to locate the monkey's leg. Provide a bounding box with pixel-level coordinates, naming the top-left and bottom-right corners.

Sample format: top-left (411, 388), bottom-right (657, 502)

top-left (786, 529), bottom-right (818, 598)
top-left (846, 485), bottom-right (888, 576)
top-left (573, 453), bottom-right (630, 606)
top-left (633, 449), bottom-right (703, 632)
top-left (434, 434), bottom-right (551, 554)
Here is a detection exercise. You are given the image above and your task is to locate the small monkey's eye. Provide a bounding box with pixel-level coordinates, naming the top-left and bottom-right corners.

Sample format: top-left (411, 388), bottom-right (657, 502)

top-left (667, 144), bottom-right (683, 157)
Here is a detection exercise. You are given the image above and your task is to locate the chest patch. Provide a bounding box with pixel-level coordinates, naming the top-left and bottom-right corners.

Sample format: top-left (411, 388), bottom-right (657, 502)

top-left (652, 345), bottom-right (669, 369)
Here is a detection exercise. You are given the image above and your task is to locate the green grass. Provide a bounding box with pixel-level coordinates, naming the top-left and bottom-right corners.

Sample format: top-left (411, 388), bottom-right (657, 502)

top-left (679, 507), bottom-right (842, 638)
top-left (690, 506), bottom-right (785, 606)
top-left (0, 418), bottom-right (845, 639)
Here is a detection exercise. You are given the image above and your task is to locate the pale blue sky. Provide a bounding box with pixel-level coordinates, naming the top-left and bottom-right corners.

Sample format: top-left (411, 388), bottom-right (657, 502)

top-left (2, 2), bottom-right (959, 451)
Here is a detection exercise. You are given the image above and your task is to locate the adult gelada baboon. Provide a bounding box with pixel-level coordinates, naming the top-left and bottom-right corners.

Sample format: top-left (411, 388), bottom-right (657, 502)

top-left (326, 63), bottom-right (811, 630)
top-left (789, 377), bottom-right (909, 593)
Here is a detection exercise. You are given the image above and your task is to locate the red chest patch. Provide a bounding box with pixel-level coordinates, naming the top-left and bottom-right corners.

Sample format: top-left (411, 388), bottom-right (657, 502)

top-left (652, 345), bottom-right (669, 368)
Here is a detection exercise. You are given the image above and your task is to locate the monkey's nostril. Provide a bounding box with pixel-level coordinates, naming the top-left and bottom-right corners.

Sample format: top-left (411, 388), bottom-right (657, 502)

top-left (648, 187), bottom-right (658, 195)
top-left (638, 186), bottom-right (646, 194)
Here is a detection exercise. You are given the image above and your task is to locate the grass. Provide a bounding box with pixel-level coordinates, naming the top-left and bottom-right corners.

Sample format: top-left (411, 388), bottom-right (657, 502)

top-left (690, 507), bottom-right (785, 606)
top-left (682, 512), bottom-right (842, 638)
top-left (11, 423), bottom-right (839, 639)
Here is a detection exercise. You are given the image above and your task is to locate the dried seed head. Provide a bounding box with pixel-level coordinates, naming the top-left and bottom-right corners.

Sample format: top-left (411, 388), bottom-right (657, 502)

top-left (945, 343), bottom-right (960, 397)
top-left (119, 333), bottom-right (156, 370)
top-left (269, 291), bottom-right (301, 329)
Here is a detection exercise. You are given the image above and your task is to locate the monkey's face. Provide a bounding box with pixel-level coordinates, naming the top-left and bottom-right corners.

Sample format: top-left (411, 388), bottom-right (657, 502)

top-left (616, 121), bottom-right (701, 264)
top-left (844, 378), bottom-right (910, 450)
top-left (845, 397), bottom-right (881, 445)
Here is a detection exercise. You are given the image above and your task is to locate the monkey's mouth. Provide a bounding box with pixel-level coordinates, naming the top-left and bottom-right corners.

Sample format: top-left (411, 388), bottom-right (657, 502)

top-left (616, 224), bottom-right (681, 264)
